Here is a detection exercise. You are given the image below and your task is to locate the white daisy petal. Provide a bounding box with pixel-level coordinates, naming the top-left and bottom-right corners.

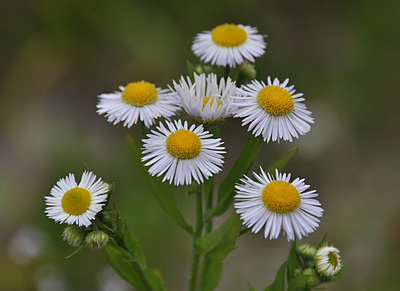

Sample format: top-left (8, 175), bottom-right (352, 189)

top-left (173, 73), bottom-right (238, 124)
top-left (192, 24), bottom-right (266, 68)
top-left (45, 171), bottom-right (110, 227)
top-left (97, 81), bottom-right (180, 128)
top-left (234, 77), bottom-right (314, 143)
top-left (142, 119), bottom-right (225, 186)
top-left (234, 168), bottom-right (323, 241)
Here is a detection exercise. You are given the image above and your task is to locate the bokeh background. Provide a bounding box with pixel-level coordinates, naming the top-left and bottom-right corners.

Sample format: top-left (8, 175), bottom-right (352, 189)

top-left (1, 0), bottom-right (399, 290)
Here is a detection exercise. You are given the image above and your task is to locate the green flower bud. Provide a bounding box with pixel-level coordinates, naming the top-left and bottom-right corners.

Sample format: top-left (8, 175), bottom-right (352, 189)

top-left (85, 230), bottom-right (109, 250)
top-left (297, 244), bottom-right (317, 259)
top-left (62, 225), bottom-right (85, 247)
top-left (239, 61), bottom-right (257, 80)
top-left (303, 268), bottom-right (321, 287)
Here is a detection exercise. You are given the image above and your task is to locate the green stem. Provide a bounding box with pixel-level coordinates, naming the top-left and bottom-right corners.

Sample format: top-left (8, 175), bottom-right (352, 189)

top-left (203, 177), bottom-right (214, 234)
top-left (189, 186), bottom-right (203, 291)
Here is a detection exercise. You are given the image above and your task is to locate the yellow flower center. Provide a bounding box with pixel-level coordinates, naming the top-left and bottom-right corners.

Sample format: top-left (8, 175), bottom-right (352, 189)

top-left (121, 81), bottom-right (158, 106)
top-left (261, 180), bottom-right (300, 213)
top-left (166, 129), bottom-right (201, 159)
top-left (211, 24), bottom-right (247, 47)
top-left (257, 85), bottom-right (294, 116)
top-left (328, 252), bottom-right (339, 267)
top-left (61, 187), bottom-right (91, 215)
top-left (202, 96), bottom-right (222, 111)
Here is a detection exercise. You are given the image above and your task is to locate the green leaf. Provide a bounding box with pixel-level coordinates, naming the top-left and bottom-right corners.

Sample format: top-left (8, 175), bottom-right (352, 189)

top-left (116, 215), bottom-right (145, 268)
top-left (194, 212), bottom-right (242, 261)
top-left (287, 274), bottom-right (310, 291)
top-left (204, 135), bottom-right (263, 221)
top-left (316, 234), bottom-right (328, 249)
top-left (267, 261), bottom-right (287, 291)
top-left (200, 259), bottom-right (223, 291)
top-left (228, 65), bottom-right (241, 81)
top-left (248, 283), bottom-right (256, 291)
top-left (334, 265), bottom-right (346, 279)
top-left (265, 148), bottom-right (299, 174)
top-left (126, 135), bottom-right (193, 235)
top-left (186, 60), bottom-right (196, 80)
top-left (287, 241), bottom-right (302, 284)
top-left (103, 244), bottom-right (149, 291)
top-left (144, 269), bottom-right (166, 291)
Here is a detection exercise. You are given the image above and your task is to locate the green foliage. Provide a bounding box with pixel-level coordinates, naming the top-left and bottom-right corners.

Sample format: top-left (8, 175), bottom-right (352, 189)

top-left (126, 134), bottom-right (194, 235)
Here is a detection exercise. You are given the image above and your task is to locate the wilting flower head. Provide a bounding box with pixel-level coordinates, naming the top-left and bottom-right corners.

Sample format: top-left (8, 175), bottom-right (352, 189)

top-left (142, 119), bottom-right (225, 186)
top-left (45, 171), bottom-right (109, 227)
top-left (192, 23), bottom-right (266, 68)
top-left (97, 81), bottom-right (180, 128)
top-left (234, 168), bottom-right (323, 241)
top-left (234, 77), bottom-right (313, 142)
top-left (173, 73), bottom-right (237, 124)
top-left (315, 246), bottom-right (342, 277)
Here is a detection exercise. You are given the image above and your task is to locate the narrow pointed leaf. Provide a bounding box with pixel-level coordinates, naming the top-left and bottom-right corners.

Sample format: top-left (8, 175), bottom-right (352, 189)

top-left (126, 135), bottom-right (193, 235)
top-left (287, 274), bottom-right (310, 291)
top-left (334, 265), bottom-right (346, 279)
top-left (186, 60), bottom-right (196, 80)
top-left (204, 135), bottom-right (263, 221)
top-left (200, 259), bottom-right (223, 291)
top-left (316, 233), bottom-right (328, 249)
top-left (194, 212), bottom-right (242, 261)
top-left (287, 241), bottom-right (302, 283)
top-left (266, 148), bottom-right (298, 174)
top-left (267, 261), bottom-right (286, 291)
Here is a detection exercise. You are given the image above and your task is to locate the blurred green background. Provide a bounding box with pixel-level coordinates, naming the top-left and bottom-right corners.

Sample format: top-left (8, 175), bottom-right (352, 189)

top-left (1, 0), bottom-right (399, 290)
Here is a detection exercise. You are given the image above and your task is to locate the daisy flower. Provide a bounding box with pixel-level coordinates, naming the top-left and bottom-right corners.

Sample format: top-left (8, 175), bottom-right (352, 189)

top-left (192, 23), bottom-right (266, 68)
top-left (45, 171), bottom-right (109, 227)
top-left (142, 119), bottom-right (225, 186)
top-left (315, 246), bottom-right (342, 277)
top-left (173, 73), bottom-right (237, 124)
top-left (234, 168), bottom-right (323, 241)
top-left (97, 81), bottom-right (180, 128)
top-left (234, 77), bottom-right (314, 142)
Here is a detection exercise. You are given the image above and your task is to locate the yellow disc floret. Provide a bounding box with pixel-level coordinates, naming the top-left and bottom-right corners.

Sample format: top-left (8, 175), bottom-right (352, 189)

top-left (202, 96), bottom-right (222, 111)
top-left (261, 180), bottom-right (300, 213)
top-left (61, 187), bottom-right (91, 215)
top-left (121, 81), bottom-right (158, 106)
top-left (257, 85), bottom-right (294, 116)
top-left (211, 24), bottom-right (247, 47)
top-left (166, 129), bottom-right (201, 159)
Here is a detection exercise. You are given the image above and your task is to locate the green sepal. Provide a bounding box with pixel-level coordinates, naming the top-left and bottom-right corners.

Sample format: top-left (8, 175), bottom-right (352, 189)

top-left (266, 261), bottom-right (287, 291)
top-left (204, 135), bottom-right (263, 222)
top-left (186, 60), bottom-right (197, 81)
top-left (316, 234), bottom-right (328, 249)
top-left (287, 241), bottom-right (303, 284)
top-left (287, 274), bottom-right (310, 291)
top-left (194, 212), bottom-right (242, 261)
top-left (334, 265), bottom-right (346, 279)
top-left (200, 259), bottom-right (223, 291)
top-left (265, 148), bottom-right (298, 174)
top-left (126, 135), bottom-right (193, 235)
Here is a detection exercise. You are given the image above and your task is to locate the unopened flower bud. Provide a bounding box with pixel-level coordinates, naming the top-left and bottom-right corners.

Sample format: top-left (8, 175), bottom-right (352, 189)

top-left (303, 268), bottom-right (321, 287)
top-left (315, 246), bottom-right (342, 277)
top-left (85, 230), bottom-right (109, 250)
top-left (62, 225), bottom-right (84, 247)
top-left (239, 61), bottom-right (257, 80)
top-left (297, 244), bottom-right (317, 259)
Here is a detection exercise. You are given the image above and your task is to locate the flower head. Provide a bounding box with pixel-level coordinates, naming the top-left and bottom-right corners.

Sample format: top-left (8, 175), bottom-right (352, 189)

top-left (97, 81), bottom-right (180, 128)
top-left (142, 119), bottom-right (225, 186)
top-left (192, 23), bottom-right (266, 68)
top-left (85, 230), bottom-right (109, 250)
top-left (234, 77), bottom-right (314, 142)
top-left (173, 73), bottom-right (237, 124)
top-left (234, 168), bottom-right (323, 241)
top-left (45, 171), bottom-right (109, 227)
top-left (315, 246), bottom-right (342, 277)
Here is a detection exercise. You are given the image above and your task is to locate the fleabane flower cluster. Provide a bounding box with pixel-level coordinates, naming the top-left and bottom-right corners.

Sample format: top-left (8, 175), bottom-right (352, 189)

top-left (173, 73), bottom-right (238, 124)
